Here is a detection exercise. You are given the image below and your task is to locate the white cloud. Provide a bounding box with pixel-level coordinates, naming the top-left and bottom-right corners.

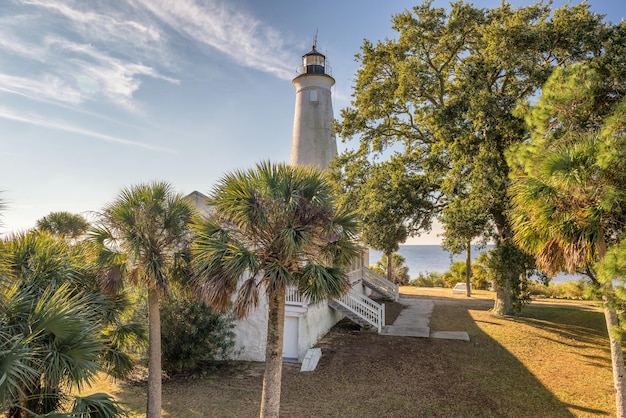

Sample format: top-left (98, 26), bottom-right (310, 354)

top-left (44, 36), bottom-right (179, 111)
top-left (0, 106), bottom-right (176, 154)
top-left (0, 72), bottom-right (83, 104)
top-left (21, 0), bottom-right (163, 56)
top-left (0, 1), bottom-right (177, 111)
top-left (132, 0), bottom-right (296, 80)
top-left (0, 0), bottom-right (296, 114)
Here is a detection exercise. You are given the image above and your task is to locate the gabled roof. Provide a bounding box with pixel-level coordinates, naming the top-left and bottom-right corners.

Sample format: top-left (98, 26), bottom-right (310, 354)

top-left (184, 190), bottom-right (212, 215)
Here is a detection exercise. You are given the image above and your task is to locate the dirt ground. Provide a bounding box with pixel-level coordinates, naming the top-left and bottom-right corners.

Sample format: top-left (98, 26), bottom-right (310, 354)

top-left (107, 287), bottom-right (612, 417)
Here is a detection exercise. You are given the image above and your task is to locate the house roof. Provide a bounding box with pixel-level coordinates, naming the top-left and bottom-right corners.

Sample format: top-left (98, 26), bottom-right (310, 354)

top-left (185, 190), bottom-right (212, 215)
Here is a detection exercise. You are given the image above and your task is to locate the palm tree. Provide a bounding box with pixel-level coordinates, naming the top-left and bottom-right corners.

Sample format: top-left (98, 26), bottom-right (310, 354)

top-left (191, 161), bottom-right (359, 418)
top-left (91, 181), bottom-right (194, 418)
top-left (509, 63), bottom-right (626, 416)
top-left (510, 137), bottom-right (626, 414)
top-left (1, 231), bottom-right (128, 417)
top-left (374, 253), bottom-right (410, 285)
top-left (1, 283), bottom-right (126, 418)
top-left (36, 211), bottom-right (90, 239)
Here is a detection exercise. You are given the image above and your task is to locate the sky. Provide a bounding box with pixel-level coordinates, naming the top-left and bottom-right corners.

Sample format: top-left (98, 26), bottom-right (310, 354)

top-left (1, 0), bottom-right (624, 244)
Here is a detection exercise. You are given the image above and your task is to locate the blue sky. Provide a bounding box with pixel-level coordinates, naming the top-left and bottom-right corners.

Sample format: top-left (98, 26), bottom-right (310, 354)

top-left (1, 0), bottom-right (624, 244)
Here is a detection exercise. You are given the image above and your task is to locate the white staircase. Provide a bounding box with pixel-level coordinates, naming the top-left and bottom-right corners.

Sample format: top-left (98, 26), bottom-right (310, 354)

top-left (328, 287), bottom-right (385, 332)
top-left (362, 268), bottom-right (399, 301)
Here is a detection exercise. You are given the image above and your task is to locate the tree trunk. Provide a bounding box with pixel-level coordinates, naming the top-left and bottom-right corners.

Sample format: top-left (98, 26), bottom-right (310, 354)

top-left (386, 251), bottom-right (393, 284)
top-left (146, 287), bottom-right (162, 418)
top-left (603, 294), bottom-right (626, 418)
top-left (492, 277), bottom-right (513, 315)
top-left (260, 287), bottom-right (286, 418)
top-left (465, 242), bottom-right (472, 297)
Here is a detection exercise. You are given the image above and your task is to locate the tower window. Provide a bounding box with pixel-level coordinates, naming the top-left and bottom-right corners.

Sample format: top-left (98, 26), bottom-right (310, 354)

top-left (309, 90), bottom-right (318, 102)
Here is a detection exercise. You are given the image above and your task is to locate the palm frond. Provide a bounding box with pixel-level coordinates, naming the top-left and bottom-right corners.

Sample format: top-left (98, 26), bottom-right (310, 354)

top-left (70, 392), bottom-right (129, 417)
top-left (0, 329), bottom-right (40, 410)
top-left (297, 264), bottom-right (350, 303)
top-left (193, 161), bottom-right (360, 317)
top-left (232, 276), bottom-right (261, 319)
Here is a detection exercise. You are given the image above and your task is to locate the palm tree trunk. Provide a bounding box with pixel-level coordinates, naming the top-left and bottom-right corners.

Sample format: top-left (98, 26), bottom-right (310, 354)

top-left (386, 250), bottom-right (393, 283)
top-left (602, 294), bottom-right (626, 418)
top-left (146, 287), bottom-right (162, 418)
top-left (260, 287), bottom-right (286, 418)
top-left (465, 242), bottom-right (471, 297)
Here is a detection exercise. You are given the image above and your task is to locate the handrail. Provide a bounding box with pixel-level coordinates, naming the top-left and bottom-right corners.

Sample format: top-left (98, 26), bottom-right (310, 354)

top-left (285, 286), bottom-right (307, 306)
top-left (363, 268), bottom-right (400, 301)
top-left (334, 287), bottom-right (384, 333)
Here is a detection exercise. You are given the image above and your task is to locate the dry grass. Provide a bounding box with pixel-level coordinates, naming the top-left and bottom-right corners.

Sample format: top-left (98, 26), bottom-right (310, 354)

top-left (82, 288), bottom-right (617, 417)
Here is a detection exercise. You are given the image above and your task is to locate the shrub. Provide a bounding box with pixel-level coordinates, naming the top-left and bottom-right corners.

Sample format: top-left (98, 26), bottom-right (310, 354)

top-left (409, 271), bottom-right (446, 287)
top-left (160, 295), bottom-right (235, 374)
top-left (529, 279), bottom-right (597, 300)
top-left (470, 252), bottom-right (494, 290)
top-left (442, 261), bottom-right (467, 288)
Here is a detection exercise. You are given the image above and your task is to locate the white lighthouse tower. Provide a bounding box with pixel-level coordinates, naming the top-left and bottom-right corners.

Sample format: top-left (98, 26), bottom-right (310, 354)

top-left (290, 41), bottom-right (337, 169)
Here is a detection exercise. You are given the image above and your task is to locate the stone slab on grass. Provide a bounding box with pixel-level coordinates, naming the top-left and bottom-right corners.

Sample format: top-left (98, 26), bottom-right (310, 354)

top-left (381, 325), bottom-right (430, 338)
top-left (431, 331), bottom-right (470, 341)
top-left (300, 348), bottom-right (322, 372)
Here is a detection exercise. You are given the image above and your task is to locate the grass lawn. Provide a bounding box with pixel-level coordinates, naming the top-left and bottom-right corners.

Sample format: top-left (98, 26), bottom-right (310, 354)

top-left (83, 288), bottom-right (617, 417)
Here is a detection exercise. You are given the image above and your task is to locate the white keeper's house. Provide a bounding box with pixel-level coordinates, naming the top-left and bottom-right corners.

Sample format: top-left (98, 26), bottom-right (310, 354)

top-left (188, 43), bottom-right (398, 362)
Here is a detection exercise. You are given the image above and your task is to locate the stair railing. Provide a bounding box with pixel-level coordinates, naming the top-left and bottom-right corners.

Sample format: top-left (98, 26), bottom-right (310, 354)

top-left (285, 286), bottom-right (307, 306)
top-left (334, 287), bottom-right (384, 332)
top-left (362, 268), bottom-right (400, 301)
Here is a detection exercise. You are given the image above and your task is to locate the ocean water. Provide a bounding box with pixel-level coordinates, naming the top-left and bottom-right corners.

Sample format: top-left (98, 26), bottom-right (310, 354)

top-left (368, 245), bottom-right (581, 283)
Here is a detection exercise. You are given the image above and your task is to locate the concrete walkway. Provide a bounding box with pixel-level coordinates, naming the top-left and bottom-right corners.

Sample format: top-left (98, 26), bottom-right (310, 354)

top-left (381, 298), bottom-right (469, 341)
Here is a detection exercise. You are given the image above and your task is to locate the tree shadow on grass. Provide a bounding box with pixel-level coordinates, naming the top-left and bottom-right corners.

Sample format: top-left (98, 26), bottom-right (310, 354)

top-left (282, 295), bottom-right (614, 417)
top-left (440, 302), bottom-right (613, 417)
top-left (276, 301), bottom-right (599, 417)
top-left (109, 297), bottom-right (614, 417)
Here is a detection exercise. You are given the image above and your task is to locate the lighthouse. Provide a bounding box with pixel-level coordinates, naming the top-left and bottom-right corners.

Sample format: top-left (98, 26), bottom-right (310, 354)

top-left (290, 41), bottom-right (337, 169)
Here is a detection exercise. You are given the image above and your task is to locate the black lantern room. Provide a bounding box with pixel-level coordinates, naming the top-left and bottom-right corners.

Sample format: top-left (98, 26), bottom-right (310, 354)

top-left (302, 44), bottom-right (326, 75)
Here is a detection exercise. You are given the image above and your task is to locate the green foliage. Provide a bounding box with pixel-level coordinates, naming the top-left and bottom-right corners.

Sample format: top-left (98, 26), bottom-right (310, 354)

top-left (71, 392), bottom-right (128, 418)
top-left (0, 284), bottom-right (123, 417)
top-left (440, 198), bottom-right (492, 257)
top-left (509, 62), bottom-right (626, 279)
top-left (331, 155), bottom-right (437, 258)
top-left (528, 279), bottom-right (597, 300)
top-left (337, 0), bottom-right (611, 313)
top-left (469, 252), bottom-right (494, 291)
top-left (597, 240), bottom-right (626, 334)
top-left (36, 211), bottom-right (90, 239)
top-left (372, 252), bottom-right (410, 285)
top-left (442, 261), bottom-right (467, 288)
top-left (192, 161), bottom-right (360, 317)
top-left (487, 240), bottom-right (534, 314)
top-left (91, 181), bottom-right (195, 416)
top-left (92, 181), bottom-right (195, 293)
top-left (0, 231), bottom-right (143, 416)
top-left (408, 271), bottom-right (446, 288)
top-left (508, 32), bottom-right (626, 414)
top-left (597, 240), bottom-right (626, 290)
top-left (160, 292), bottom-right (235, 374)
top-left (6, 231), bottom-right (94, 292)
top-left (99, 291), bottom-right (147, 380)
top-left (192, 161), bottom-right (361, 418)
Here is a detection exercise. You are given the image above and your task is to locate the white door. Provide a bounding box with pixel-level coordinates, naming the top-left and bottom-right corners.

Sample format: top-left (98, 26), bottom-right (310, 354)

top-left (283, 316), bottom-right (299, 360)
